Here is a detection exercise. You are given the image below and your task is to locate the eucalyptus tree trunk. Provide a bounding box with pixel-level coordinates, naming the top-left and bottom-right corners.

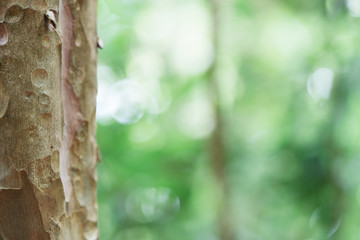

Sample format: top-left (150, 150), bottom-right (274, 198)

top-left (0, 0), bottom-right (98, 239)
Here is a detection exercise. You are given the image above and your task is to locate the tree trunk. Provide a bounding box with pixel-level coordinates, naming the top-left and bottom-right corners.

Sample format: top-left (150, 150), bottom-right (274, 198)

top-left (0, 0), bottom-right (98, 239)
top-left (208, 0), bottom-right (234, 239)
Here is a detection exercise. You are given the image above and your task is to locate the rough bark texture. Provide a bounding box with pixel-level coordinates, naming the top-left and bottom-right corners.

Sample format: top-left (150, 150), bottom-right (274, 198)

top-left (58, 0), bottom-right (98, 239)
top-left (0, 0), bottom-right (98, 239)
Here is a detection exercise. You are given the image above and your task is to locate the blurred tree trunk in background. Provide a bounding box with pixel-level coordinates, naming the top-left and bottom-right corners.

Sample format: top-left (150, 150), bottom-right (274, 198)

top-left (208, 0), bottom-right (235, 239)
top-left (0, 0), bottom-right (98, 239)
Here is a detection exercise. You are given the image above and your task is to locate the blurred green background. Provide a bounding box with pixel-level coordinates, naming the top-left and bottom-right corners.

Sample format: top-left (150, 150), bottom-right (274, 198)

top-left (96, 0), bottom-right (360, 239)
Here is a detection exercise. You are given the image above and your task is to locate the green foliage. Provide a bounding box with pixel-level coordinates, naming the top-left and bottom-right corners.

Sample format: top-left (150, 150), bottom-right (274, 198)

top-left (97, 0), bottom-right (360, 239)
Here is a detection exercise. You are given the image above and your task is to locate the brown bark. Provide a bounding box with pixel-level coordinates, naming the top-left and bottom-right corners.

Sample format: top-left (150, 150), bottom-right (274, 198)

top-left (208, 0), bottom-right (234, 239)
top-left (58, 0), bottom-right (98, 239)
top-left (0, 0), bottom-right (98, 239)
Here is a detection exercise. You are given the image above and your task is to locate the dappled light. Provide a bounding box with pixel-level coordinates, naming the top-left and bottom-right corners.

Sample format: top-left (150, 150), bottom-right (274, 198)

top-left (125, 187), bottom-right (180, 223)
top-left (176, 92), bottom-right (215, 139)
top-left (347, 0), bottom-right (360, 17)
top-left (109, 79), bottom-right (146, 124)
top-left (96, 0), bottom-right (360, 239)
top-left (307, 68), bottom-right (334, 102)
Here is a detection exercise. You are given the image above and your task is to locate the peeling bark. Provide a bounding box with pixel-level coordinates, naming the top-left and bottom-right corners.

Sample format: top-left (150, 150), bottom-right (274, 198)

top-left (59, 0), bottom-right (98, 239)
top-left (0, 0), bottom-right (98, 239)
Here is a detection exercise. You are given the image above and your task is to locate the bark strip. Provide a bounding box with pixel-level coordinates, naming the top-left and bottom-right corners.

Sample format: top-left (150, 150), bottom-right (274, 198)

top-left (59, 0), bottom-right (98, 239)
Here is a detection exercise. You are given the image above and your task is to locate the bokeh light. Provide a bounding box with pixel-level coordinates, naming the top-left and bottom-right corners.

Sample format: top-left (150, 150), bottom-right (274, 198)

top-left (307, 68), bottom-right (334, 102)
top-left (96, 0), bottom-right (360, 239)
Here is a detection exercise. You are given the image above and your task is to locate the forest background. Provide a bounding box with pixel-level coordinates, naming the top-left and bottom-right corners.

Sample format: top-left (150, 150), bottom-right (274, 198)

top-left (96, 0), bottom-right (360, 239)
